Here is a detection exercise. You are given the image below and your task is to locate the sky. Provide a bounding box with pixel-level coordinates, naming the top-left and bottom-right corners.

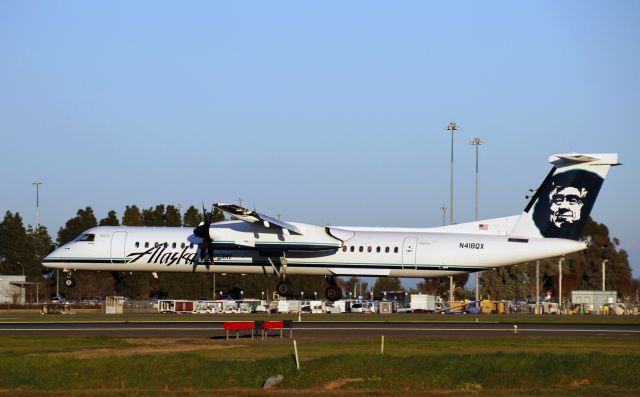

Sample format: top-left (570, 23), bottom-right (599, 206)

top-left (1, 1), bottom-right (639, 279)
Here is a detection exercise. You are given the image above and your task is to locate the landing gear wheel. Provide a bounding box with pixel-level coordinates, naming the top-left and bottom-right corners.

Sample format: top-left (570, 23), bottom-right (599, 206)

top-left (64, 277), bottom-right (76, 288)
top-left (276, 280), bottom-right (294, 297)
top-left (325, 285), bottom-right (342, 301)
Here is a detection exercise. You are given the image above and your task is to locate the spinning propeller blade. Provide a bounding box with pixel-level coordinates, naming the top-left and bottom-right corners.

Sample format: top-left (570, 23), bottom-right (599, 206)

top-left (192, 203), bottom-right (215, 270)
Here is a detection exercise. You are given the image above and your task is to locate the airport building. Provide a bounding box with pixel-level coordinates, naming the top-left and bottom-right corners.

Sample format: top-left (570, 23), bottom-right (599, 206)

top-left (571, 290), bottom-right (617, 311)
top-left (0, 275), bottom-right (28, 305)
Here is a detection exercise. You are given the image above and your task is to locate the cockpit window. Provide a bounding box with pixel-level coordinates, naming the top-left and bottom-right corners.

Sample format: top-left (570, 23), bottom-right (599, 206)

top-left (77, 234), bottom-right (95, 242)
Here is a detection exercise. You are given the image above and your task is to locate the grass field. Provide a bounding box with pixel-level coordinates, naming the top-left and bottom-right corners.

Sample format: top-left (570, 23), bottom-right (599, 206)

top-left (1, 310), bottom-right (640, 324)
top-left (0, 334), bottom-right (638, 396)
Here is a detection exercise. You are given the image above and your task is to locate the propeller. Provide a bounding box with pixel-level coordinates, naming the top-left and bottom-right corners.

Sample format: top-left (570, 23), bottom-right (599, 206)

top-left (193, 203), bottom-right (215, 269)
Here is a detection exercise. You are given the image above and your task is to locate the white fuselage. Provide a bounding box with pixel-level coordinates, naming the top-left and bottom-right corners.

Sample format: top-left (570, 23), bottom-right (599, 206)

top-left (43, 218), bottom-right (586, 278)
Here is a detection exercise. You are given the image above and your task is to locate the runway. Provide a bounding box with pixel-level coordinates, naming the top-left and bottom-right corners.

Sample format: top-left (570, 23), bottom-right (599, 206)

top-left (1, 320), bottom-right (638, 337)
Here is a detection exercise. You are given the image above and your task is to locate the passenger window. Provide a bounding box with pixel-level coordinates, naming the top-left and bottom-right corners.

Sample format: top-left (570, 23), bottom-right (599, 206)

top-left (394, 247), bottom-right (399, 253)
top-left (181, 242), bottom-right (185, 249)
top-left (163, 242), bottom-right (168, 248)
top-left (172, 242), bottom-right (176, 249)
top-left (376, 247), bottom-right (381, 253)
top-left (367, 246), bottom-right (372, 252)
top-left (135, 242), bottom-right (140, 248)
top-left (385, 247), bottom-right (389, 253)
top-left (189, 243), bottom-right (194, 249)
top-left (342, 246), bottom-right (347, 252)
top-left (145, 242), bottom-right (149, 248)
top-left (359, 246), bottom-right (363, 252)
top-left (350, 246), bottom-right (354, 252)
top-left (154, 242), bottom-right (159, 248)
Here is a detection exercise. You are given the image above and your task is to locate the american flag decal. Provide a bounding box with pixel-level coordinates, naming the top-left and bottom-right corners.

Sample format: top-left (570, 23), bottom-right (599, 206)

top-left (479, 224), bottom-right (489, 231)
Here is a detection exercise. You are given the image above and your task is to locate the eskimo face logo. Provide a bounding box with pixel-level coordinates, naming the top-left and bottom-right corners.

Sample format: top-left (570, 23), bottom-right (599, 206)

top-left (532, 169), bottom-right (603, 239)
top-left (548, 186), bottom-right (588, 227)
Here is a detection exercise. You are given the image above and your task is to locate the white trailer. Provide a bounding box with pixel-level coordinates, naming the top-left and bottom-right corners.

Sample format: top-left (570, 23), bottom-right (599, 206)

top-left (277, 300), bottom-right (301, 313)
top-left (158, 300), bottom-right (195, 313)
top-left (410, 294), bottom-right (436, 312)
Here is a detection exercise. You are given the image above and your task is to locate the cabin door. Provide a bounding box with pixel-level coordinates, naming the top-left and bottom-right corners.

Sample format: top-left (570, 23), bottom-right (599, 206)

top-left (110, 231), bottom-right (128, 264)
top-left (402, 237), bottom-right (417, 270)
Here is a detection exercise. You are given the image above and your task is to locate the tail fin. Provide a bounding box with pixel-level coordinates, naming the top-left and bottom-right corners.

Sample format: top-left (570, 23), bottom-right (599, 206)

top-left (509, 153), bottom-right (619, 240)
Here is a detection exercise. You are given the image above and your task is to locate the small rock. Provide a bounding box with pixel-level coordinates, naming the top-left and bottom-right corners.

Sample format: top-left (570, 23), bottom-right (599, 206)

top-left (263, 374), bottom-right (284, 389)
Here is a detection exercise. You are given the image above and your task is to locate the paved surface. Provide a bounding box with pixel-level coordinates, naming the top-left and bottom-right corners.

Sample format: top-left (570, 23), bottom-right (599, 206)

top-left (1, 320), bottom-right (638, 338)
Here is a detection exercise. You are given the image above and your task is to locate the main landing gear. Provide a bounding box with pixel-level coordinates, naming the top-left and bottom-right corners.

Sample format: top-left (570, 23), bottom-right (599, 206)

top-left (269, 254), bottom-right (343, 301)
top-left (324, 276), bottom-right (342, 301)
top-left (271, 254), bottom-right (296, 298)
top-left (276, 279), bottom-right (294, 297)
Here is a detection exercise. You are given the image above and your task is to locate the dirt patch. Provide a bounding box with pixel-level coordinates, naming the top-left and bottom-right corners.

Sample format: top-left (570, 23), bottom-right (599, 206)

top-left (33, 338), bottom-right (245, 358)
top-left (460, 383), bottom-right (483, 391)
top-left (324, 378), bottom-right (364, 390)
top-left (569, 378), bottom-right (590, 387)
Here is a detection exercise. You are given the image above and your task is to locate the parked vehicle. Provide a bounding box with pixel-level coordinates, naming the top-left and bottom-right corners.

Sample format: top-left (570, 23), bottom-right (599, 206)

top-left (410, 294), bottom-right (436, 313)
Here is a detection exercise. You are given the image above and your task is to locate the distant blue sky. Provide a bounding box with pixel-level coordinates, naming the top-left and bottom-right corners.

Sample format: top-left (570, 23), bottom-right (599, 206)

top-left (2, 1), bottom-right (639, 279)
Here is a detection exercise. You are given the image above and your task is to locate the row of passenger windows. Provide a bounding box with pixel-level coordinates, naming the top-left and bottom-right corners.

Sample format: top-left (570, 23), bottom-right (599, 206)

top-left (135, 241), bottom-right (194, 249)
top-left (342, 245), bottom-right (399, 254)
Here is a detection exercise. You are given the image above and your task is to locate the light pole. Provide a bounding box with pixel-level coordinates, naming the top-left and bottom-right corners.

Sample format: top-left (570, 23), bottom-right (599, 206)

top-left (514, 265), bottom-right (518, 314)
top-left (470, 138), bottom-right (484, 303)
top-left (470, 138), bottom-right (484, 221)
top-left (602, 259), bottom-right (608, 291)
top-left (535, 260), bottom-right (540, 315)
top-left (602, 245), bottom-right (608, 292)
top-left (558, 257), bottom-right (565, 314)
top-left (32, 180), bottom-right (43, 230)
top-left (440, 205), bottom-right (447, 226)
top-left (445, 122), bottom-right (461, 225)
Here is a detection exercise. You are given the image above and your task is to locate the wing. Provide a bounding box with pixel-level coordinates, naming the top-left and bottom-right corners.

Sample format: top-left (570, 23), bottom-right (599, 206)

top-left (214, 203), bottom-right (303, 235)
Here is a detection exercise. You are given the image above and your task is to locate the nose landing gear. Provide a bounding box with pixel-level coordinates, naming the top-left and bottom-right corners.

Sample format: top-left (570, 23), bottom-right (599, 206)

top-left (63, 271), bottom-right (76, 288)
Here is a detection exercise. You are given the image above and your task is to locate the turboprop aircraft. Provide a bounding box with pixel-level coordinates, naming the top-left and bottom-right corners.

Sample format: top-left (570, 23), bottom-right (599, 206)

top-left (43, 153), bottom-right (619, 301)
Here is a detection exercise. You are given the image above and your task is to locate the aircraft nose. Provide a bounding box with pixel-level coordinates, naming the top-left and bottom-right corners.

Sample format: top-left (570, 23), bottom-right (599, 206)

top-left (43, 245), bottom-right (67, 267)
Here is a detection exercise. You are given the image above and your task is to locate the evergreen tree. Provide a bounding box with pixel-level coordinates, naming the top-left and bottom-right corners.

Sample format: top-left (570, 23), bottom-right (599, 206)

top-left (480, 266), bottom-right (528, 301)
top-left (115, 272), bottom-right (153, 299)
top-left (182, 205), bottom-right (224, 228)
top-left (182, 206), bottom-right (202, 227)
top-left (26, 225), bottom-right (53, 278)
top-left (212, 207), bottom-right (225, 223)
top-left (122, 205), bottom-right (144, 226)
top-left (165, 205), bottom-right (182, 227)
top-left (0, 212), bottom-right (31, 275)
top-left (143, 205), bottom-right (165, 226)
top-left (417, 273), bottom-right (470, 299)
top-left (99, 210), bottom-right (120, 226)
top-left (373, 277), bottom-right (404, 298)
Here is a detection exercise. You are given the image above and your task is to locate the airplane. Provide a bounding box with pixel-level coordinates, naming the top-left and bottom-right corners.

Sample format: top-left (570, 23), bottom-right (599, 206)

top-left (43, 153), bottom-right (619, 301)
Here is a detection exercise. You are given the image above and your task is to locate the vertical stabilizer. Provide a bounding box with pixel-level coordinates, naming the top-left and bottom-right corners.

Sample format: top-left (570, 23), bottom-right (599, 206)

top-left (509, 153), bottom-right (619, 240)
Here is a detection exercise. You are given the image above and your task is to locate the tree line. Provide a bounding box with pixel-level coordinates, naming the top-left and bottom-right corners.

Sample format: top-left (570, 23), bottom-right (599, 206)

top-left (0, 204), bottom-right (637, 302)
